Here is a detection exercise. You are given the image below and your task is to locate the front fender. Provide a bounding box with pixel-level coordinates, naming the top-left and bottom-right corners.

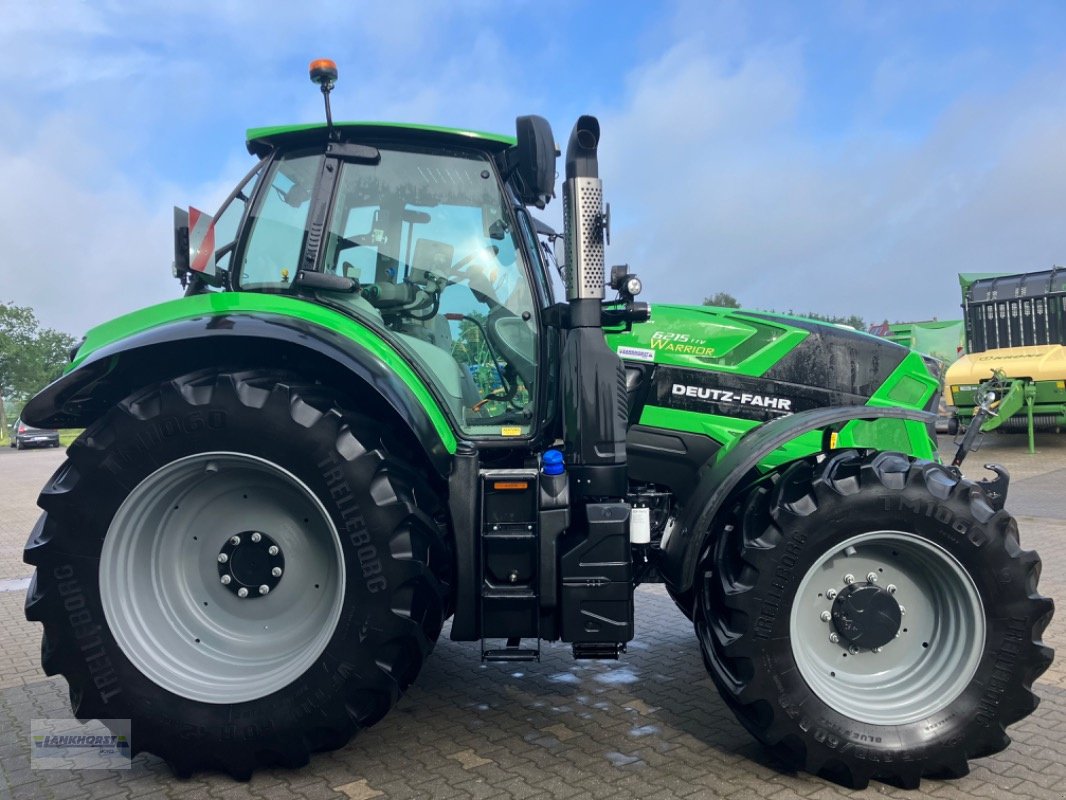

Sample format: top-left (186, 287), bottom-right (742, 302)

top-left (660, 405), bottom-right (936, 597)
top-left (22, 301), bottom-right (458, 475)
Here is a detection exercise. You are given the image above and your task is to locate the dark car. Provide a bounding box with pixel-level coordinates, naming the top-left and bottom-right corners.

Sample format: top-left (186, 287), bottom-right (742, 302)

top-left (10, 419), bottom-right (60, 450)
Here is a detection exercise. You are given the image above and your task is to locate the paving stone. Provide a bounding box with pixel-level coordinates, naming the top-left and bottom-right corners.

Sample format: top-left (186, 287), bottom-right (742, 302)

top-left (1, 438), bottom-right (1065, 798)
top-left (333, 779), bottom-right (383, 800)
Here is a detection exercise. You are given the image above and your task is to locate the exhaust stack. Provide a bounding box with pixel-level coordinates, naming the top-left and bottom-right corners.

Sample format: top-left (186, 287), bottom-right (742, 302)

top-left (563, 116), bottom-right (606, 305)
top-left (558, 115), bottom-right (627, 496)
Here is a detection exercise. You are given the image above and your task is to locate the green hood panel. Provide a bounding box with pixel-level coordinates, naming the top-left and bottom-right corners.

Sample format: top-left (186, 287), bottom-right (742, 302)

top-left (611, 304), bottom-right (939, 461)
top-left (607, 304), bottom-right (809, 374)
top-left (72, 293), bottom-right (457, 452)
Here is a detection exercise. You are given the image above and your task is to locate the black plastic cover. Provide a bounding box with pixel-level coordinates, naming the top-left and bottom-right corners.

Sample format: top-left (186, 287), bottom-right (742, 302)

top-left (559, 503), bottom-right (634, 643)
top-left (559, 326), bottom-right (628, 471)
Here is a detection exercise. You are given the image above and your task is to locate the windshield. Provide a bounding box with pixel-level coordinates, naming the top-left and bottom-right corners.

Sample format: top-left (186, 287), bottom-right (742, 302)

top-left (322, 148), bottom-right (539, 437)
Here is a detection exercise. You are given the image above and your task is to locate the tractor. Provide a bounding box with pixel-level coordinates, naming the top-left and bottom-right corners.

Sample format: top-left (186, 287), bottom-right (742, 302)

top-left (21, 60), bottom-right (1052, 788)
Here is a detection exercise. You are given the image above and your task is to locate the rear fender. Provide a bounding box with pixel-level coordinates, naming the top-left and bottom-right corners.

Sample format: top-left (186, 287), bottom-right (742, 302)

top-left (660, 405), bottom-right (936, 598)
top-left (21, 313), bottom-right (457, 476)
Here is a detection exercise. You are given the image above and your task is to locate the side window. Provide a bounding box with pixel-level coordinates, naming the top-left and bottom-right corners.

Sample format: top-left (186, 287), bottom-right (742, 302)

top-left (240, 153), bottom-right (322, 289)
top-left (211, 164), bottom-right (263, 274)
top-left (516, 209), bottom-right (555, 306)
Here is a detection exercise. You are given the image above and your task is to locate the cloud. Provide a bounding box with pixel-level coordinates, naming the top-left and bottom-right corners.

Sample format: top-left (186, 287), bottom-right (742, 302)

top-left (0, 110), bottom-right (183, 334)
top-left (598, 35), bottom-right (1066, 323)
top-left (3, 0), bottom-right (1065, 340)
top-left (0, 2), bottom-right (534, 335)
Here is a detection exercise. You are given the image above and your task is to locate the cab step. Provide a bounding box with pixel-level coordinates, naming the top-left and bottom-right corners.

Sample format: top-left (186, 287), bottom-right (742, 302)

top-left (572, 642), bottom-right (626, 660)
top-left (482, 637), bottom-right (540, 662)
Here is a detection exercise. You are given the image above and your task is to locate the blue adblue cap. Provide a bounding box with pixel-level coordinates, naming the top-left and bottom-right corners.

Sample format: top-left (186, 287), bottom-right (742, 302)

top-left (542, 449), bottom-right (565, 476)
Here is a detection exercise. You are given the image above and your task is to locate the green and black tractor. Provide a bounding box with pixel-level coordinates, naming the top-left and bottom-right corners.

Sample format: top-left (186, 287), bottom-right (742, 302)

top-left (21, 61), bottom-right (1052, 788)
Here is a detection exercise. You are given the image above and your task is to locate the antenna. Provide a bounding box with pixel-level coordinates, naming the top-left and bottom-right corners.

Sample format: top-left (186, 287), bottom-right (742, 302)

top-left (309, 58), bottom-right (338, 132)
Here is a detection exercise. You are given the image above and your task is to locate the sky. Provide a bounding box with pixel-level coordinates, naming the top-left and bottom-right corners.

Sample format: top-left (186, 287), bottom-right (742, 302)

top-left (1, 0), bottom-right (1065, 335)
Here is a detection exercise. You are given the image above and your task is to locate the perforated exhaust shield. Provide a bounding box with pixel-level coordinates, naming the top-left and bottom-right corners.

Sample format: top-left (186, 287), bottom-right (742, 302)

top-left (563, 176), bottom-right (605, 300)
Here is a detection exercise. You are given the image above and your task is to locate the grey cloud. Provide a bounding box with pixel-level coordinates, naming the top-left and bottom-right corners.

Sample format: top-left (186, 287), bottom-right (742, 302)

top-left (597, 44), bottom-right (1066, 323)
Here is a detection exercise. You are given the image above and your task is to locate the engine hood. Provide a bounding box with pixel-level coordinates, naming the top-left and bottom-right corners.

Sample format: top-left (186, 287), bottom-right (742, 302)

top-left (607, 304), bottom-right (916, 403)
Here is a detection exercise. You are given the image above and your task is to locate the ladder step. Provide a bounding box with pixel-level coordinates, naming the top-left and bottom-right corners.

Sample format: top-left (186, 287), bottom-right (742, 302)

top-left (572, 642), bottom-right (626, 660)
top-left (482, 587), bottom-right (536, 599)
top-left (482, 648), bottom-right (540, 662)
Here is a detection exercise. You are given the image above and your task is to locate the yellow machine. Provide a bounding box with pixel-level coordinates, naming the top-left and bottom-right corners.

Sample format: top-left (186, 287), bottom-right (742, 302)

top-left (945, 269), bottom-right (1066, 451)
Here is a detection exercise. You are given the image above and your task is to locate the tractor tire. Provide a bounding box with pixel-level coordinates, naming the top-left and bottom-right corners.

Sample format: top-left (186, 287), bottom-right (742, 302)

top-left (23, 369), bottom-right (452, 778)
top-left (695, 450), bottom-right (1053, 789)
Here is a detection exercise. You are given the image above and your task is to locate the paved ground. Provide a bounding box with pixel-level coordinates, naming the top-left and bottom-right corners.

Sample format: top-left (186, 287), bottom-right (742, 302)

top-left (0, 434), bottom-right (1064, 799)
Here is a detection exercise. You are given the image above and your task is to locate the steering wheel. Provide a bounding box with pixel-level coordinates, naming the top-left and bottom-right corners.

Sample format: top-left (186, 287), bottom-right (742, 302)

top-left (440, 246), bottom-right (501, 303)
top-left (450, 245), bottom-right (498, 274)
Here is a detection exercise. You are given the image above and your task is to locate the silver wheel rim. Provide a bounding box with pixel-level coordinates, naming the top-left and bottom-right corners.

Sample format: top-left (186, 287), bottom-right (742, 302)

top-left (100, 452), bottom-right (346, 704)
top-left (790, 530), bottom-right (985, 725)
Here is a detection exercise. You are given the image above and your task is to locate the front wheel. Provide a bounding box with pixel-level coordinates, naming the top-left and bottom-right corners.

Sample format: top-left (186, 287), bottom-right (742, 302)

top-left (24, 370), bottom-right (451, 777)
top-left (696, 450), bottom-right (1053, 789)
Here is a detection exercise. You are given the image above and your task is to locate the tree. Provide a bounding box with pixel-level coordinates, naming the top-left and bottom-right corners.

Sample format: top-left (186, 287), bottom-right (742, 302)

top-left (698, 293), bottom-right (865, 330)
top-left (0, 302), bottom-right (77, 436)
top-left (794, 311), bottom-right (866, 330)
top-left (703, 291), bottom-right (740, 308)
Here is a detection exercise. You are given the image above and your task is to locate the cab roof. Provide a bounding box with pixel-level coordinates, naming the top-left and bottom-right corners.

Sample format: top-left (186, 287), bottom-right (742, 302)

top-left (246, 121), bottom-right (516, 158)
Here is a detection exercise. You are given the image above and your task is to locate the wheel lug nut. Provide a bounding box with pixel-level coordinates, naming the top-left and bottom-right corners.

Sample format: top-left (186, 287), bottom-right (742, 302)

top-left (829, 633), bottom-right (840, 644)
top-left (826, 588), bottom-right (837, 600)
top-left (251, 532), bottom-right (262, 543)
top-left (271, 566), bottom-right (282, 578)
top-left (899, 605), bottom-right (906, 616)
top-left (848, 645), bottom-right (860, 655)
top-left (259, 585), bottom-right (270, 595)
top-left (217, 553), bottom-right (228, 564)
top-left (820, 611), bottom-right (831, 622)
top-left (873, 647), bottom-right (882, 653)
top-left (230, 535), bottom-right (241, 546)
top-left (866, 572), bottom-right (878, 583)
top-left (220, 575), bottom-right (231, 585)
top-left (843, 574), bottom-right (855, 585)
top-left (268, 545), bottom-right (279, 556)
top-left (237, 587), bottom-right (248, 598)
top-left (887, 584), bottom-right (897, 594)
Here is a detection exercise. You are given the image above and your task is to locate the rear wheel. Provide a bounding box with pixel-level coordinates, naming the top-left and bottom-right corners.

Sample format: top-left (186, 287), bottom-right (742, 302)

top-left (24, 369), bottom-right (451, 777)
top-left (695, 450), bottom-right (1053, 789)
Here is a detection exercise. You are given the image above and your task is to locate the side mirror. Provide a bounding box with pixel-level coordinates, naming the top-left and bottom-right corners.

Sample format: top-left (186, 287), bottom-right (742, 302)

top-left (173, 207), bottom-right (190, 281)
top-left (513, 115), bottom-right (557, 209)
top-left (172, 206), bottom-right (223, 287)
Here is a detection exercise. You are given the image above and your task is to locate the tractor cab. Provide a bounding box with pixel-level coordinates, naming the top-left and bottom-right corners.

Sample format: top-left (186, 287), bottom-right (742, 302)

top-left (176, 105), bottom-right (556, 441)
